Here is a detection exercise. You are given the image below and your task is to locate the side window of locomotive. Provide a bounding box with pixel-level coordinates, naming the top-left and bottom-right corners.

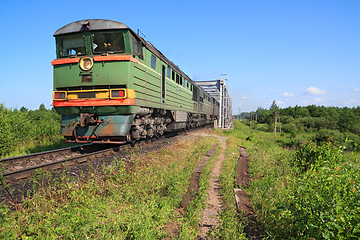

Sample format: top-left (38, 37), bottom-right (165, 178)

top-left (151, 55), bottom-right (156, 69)
top-left (172, 71), bottom-right (175, 81)
top-left (167, 68), bottom-right (171, 78)
top-left (59, 35), bottom-right (86, 57)
top-left (92, 32), bottom-right (125, 53)
top-left (131, 37), bottom-right (143, 59)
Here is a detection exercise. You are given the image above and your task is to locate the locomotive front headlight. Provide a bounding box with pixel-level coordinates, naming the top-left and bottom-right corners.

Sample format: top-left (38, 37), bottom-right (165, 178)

top-left (79, 57), bottom-right (94, 71)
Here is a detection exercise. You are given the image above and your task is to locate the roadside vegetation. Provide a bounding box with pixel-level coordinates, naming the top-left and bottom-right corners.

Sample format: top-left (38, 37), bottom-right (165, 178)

top-left (226, 119), bottom-right (360, 239)
top-left (2, 100), bottom-right (360, 239)
top-left (0, 103), bottom-right (70, 158)
top-left (240, 102), bottom-right (360, 151)
top-left (0, 136), bottom-right (225, 239)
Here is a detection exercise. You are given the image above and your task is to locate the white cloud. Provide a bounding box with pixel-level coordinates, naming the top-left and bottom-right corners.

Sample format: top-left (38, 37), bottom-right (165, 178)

top-left (239, 96), bottom-right (249, 99)
top-left (276, 100), bottom-right (285, 104)
top-left (305, 87), bottom-right (326, 95)
top-left (281, 92), bottom-right (294, 97)
top-left (315, 98), bottom-right (325, 103)
top-left (354, 88), bottom-right (360, 92)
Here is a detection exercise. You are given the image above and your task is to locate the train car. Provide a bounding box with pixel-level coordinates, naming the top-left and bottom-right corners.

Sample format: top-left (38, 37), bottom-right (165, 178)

top-left (52, 19), bottom-right (219, 143)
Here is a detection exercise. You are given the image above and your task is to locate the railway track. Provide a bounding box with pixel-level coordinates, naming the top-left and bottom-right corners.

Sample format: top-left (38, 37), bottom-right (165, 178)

top-left (0, 143), bottom-right (121, 182)
top-left (0, 127), bottom-right (207, 183)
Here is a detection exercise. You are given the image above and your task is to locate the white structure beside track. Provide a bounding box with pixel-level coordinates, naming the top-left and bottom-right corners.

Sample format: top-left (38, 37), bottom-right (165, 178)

top-left (196, 79), bottom-right (232, 128)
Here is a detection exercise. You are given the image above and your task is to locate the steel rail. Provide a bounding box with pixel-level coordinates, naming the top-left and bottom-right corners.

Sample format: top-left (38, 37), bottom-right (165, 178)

top-left (0, 143), bottom-right (119, 181)
top-left (2, 147), bottom-right (118, 181)
top-left (0, 144), bottom-right (91, 166)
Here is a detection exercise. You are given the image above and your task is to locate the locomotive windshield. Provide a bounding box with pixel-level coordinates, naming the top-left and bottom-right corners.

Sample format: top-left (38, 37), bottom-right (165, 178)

top-left (92, 32), bottom-right (125, 54)
top-left (59, 35), bottom-right (86, 57)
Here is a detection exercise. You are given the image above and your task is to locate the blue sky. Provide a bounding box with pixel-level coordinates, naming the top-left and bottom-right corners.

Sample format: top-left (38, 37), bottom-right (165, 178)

top-left (0, 0), bottom-right (359, 113)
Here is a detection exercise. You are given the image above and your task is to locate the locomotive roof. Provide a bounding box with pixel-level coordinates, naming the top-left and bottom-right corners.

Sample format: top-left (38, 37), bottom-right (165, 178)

top-left (54, 19), bottom-right (212, 99)
top-left (54, 19), bottom-right (130, 36)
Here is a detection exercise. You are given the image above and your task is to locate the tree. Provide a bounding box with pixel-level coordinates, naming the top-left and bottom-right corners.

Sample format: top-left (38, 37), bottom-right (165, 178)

top-left (270, 100), bottom-right (279, 111)
top-left (338, 108), bottom-right (356, 133)
top-left (39, 104), bottom-right (46, 111)
top-left (256, 107), bottom-right (271, 123)
top-left (20, 106), bottom-right (28, 112)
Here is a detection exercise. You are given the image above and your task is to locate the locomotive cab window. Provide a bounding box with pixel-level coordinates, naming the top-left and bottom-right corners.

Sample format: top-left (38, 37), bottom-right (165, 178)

top-left (151, 55), bottom-right (156, 69)
top-left (92, 32), bottom-right (125, 54)
top-left (59, 35), bottom-right (86, 57)
top-left (131, 37), bottom-right (143, 59)
top-left (167, 68), bottom-right (171, 78)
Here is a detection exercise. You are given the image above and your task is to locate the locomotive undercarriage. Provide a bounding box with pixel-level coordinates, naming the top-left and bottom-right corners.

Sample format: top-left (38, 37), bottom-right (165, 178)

top-left (129, 108), bottom-right (211, 142)
top-left (62, 107), bottom-right (213, 144)
top-left (130, 108), bottom-right (171, 141)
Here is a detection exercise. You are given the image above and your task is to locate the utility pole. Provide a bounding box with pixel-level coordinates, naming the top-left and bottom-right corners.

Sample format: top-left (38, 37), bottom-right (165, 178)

top-left (274, 112), bottom-right (278, 137)
top-left (278, 113), bottom-right (281, 133)
top-left (250, 113), bottom-right (252, 128)
top-left (274, 112), bottom-right (281, 137)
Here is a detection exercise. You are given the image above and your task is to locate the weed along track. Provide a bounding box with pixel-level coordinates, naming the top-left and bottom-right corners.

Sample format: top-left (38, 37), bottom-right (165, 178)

top-left (1, 128), bottom-right (250, 238)
top-left (0, 129), bottom-right (203, 183)
top-left (0, 129), bottom-right (201, 204)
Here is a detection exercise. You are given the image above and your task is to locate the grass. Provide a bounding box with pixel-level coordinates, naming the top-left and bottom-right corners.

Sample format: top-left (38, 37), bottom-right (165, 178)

top-left (1, 136), bottom-right (77, 159)
top-left (227, 120), bottom-right (360, 239)
top-left (0, 136), bottom-right (221, 239)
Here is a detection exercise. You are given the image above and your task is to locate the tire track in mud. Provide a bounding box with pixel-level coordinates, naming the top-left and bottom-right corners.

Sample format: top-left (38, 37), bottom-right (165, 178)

top-left (196, 134), bottom-right (227, 239)
top-left (180, 144), bottom-right (218, 210)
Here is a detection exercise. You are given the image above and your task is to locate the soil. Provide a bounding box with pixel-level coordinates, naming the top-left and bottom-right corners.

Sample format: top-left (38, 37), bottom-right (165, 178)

top-left (190, 132), bottom-right (227, 239)
top-left (235, 147), bottom-right (262, 239)
top-left (191, 131), bottom-right (262, 239)
top-left (180, 144), bottom-right (218, 210)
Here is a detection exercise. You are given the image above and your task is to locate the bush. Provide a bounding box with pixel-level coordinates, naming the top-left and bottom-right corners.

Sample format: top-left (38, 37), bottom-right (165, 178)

top-left (292, 141), bottom-right (342, 173)
top-left (282, 122), bottom-right (298, 134)
top-left (314, 129), bottom-right (345, 145)
top-left (343, 133), bottom-right (360, 151)
top-left (0, 104), bottom-right (61, 157)
top-left (276, 137), bottom-right (302, 149)
top-left (277, 143), bottom-right (360, 239)
top-left (314, 129), bottom-right (360, 151)
top-left (255, 123), bottom-right (270, 132)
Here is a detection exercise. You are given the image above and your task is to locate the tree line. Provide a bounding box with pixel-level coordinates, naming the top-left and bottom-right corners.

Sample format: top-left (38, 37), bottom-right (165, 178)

top-left (0, 103), bottom-right (61, 157)
top-left (241, 102), bottom-right (360, 150)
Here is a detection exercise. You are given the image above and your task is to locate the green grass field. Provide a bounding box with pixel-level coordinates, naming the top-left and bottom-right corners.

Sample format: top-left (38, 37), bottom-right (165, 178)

top-left (2, 119), bottom-right (359, 239)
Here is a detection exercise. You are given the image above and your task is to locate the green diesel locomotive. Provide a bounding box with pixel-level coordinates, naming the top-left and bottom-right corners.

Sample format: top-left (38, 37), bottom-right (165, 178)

top-left (52, 19), bottom-right (219, 143)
